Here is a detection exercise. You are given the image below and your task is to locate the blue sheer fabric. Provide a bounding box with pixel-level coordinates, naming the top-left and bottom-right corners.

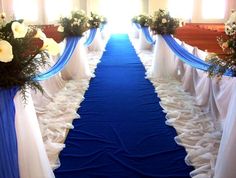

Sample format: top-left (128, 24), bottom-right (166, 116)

top-left (0, 87), bottom-right (20, 178)
top-left (35, 36), bottom-right (80, 81)
top-left (84, 28), bottom-right (97, 47)
top-left (133, 22), bottom-right (141, 30)
top-left (141, 27), bottom-right (155, 45)
top-left (162, 35), bottom-right (233, 76)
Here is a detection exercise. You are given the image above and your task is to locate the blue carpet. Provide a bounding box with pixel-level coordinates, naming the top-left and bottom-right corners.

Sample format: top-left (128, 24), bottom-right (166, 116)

top-left (54, 34), bottom-right (193, 178)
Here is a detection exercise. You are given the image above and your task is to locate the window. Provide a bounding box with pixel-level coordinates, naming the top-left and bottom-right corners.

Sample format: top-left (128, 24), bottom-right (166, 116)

top-left (99, 0), bottom-right (142, 33)
top-left (13, 0), bottom-right (38, 21)
top-left (202, 0), bottom-right (225, 19)
top-left (168, 0), bottom-right (193, 20)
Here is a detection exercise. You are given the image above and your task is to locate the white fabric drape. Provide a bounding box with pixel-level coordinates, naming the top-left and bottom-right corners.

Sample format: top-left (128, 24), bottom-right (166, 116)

top-left (15, 91), bottom-right (54, 178)
top-left (31, 56), bottom-right (65, 112)
top-left (88, 29), bottom-right (105, 52)
top-left (138, 30), bottom-right (152, 51)
top-left (61, 38), bottom-right (94, 80)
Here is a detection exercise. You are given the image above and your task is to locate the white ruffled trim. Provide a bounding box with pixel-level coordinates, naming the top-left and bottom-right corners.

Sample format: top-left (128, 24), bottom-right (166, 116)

top-left (37, 50), bottom-right (104, 170)
top-left (129, 35), bottom-right (222, 178)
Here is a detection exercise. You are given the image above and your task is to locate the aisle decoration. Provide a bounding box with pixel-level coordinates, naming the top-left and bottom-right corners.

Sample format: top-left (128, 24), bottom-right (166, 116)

top-left (57, 10), bottom-right (89, 38)
top-left (150, 9), bottom-right (179, 35)
top-left (132, 14), bottom-right (152, 28)
top-left (88, 12), bottom-right (104, 29)
top-left (207, 11), bottom-right (236, 77)
top-left (0, 15), bottom-right (59, 99)
top-left (0, 13), bottom-right (59, 178)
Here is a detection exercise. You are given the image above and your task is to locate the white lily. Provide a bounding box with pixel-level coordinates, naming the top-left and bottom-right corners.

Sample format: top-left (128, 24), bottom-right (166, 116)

top-left (0, 40), bottom-right (14, 63)
top-left (11, 21), bottom-right (28, 38)
top-left (41, 38), bottom-right (60, 56)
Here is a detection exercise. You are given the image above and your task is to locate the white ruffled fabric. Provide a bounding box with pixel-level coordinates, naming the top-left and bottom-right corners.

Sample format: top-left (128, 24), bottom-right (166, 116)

top-left (37, 49), bottom-right (104, 170)
top-left (129, 34), bottom-right (221, 178)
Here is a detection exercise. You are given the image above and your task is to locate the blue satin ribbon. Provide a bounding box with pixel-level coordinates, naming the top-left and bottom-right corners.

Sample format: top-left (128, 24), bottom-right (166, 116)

top-left (162, 35), bottom-right (233, 76)
top-left (133, 23), bottom-right (141, 30)
top-left (35, 36), bottom-right (80, 81)
top-left (0, 87), bottom-right (20, 178)
top-left (84, 28), bottom-right (97, 47)
top-left (141, 27), bottom-right (155, 45)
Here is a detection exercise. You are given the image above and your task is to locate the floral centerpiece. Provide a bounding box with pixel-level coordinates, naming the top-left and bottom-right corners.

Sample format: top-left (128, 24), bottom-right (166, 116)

top-left (0, 13), bottom-right (59, 99)
top-left (150, 9), bottom-right (179, 35)
top-left (88, 12), bottom-right (105, 29)
top-left (207, 35), bottom-right (236, 77)
top-left (57, 10), bottom-right (89, 37)
top-left (132, 14), bottom-right (152, 27)
top-left (207, 11), bottom-right (236, 77)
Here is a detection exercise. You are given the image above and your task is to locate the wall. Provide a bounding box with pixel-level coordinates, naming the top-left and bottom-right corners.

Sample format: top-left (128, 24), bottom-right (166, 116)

top-left (148, 0), bottom-right (168, 14)
top-left (147, 0), bottom-right (236, 23)
top-left (1, 0), bottom-right (236, 24)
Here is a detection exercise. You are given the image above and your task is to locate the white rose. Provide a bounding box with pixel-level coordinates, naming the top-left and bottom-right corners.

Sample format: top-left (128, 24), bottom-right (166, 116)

top-left (162, 18), bottom-right (167, 24)
top-left (57, 25), bottom-right (64, 32)
top-left (0, 40), bottom-right (13, 63)
top-left (41, 38), bottom-right (60, 56)
top-left (11, 21), bottom-right (28, 38)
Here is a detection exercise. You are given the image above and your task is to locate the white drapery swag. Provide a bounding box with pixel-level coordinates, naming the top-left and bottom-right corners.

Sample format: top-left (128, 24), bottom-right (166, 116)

top-left (131, 34), bottom-right (236, 178)
top-left (138, 30), bottom-right (152, 51)
top-left (88, 29), bottom-right (105, 52)
top-left (61, 38), bottom-right (94, 80)
top-left (15, 91), bottom-right (55, 178)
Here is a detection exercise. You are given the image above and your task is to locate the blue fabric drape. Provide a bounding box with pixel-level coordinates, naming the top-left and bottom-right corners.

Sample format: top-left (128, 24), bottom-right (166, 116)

top-left (84, 28), bottom-right (97, 47)
top-left (133, 22), bottom-right (141, 30)
top-left (162, 35), bottom-right (233, 76)
top-left (141, 27), bottom-right (155, 45)
top-left (0, 87), bottom-right (20, 178)
top-left (35, 36), bottom-right (80, 81)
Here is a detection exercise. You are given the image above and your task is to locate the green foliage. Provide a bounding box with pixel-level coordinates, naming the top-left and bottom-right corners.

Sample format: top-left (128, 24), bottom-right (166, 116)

top-left (58, 10), bottom-right (89, 37)
top-left (132, 14), bottom-right (152, 27)
top-left (88, 12), bottom-right (104, 29)
top-left (207, 35), bottom-right (236, 77)
top-left (150, 9), bottom-right (179, 35)
top-left (0, 19), bottom-right (48, 100)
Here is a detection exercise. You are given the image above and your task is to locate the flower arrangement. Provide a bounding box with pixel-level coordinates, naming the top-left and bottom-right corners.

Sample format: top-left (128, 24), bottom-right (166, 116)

top-left (57, 10), bottom-right (89, 37)
top-left (207, 11), bottom-right (236, 77)
top-left (0, 13), bottom-right (60, 99)
top-left (207, 35), bottom-right (236, 77)
top-left (101, 16), bottom-right (108, 25)
top-left (88, 12), bottom-right (105, 29)
top-left (150, 9), bottom-right (179, 35)
top-left (132, 14), bottom-right (152, 27)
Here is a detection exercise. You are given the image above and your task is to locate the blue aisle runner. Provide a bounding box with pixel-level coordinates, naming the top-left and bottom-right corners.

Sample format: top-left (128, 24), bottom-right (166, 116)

top-left (55, 34), bottom-right (193, 178)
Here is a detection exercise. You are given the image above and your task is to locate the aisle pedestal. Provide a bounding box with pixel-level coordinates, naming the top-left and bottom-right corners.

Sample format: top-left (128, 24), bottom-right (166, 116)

top-left (138, 30), bottom-right (152, 50)
top-left (88, 30), bottom-right (105, 52)
top-left (15, 91), bottom-right (54, 178)
top-left (148, 35), bottom-right (176, 79)
top-left (214, 79), bottom-right (236, 178)
top-left (61, 39), bottom-right (93, 80)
